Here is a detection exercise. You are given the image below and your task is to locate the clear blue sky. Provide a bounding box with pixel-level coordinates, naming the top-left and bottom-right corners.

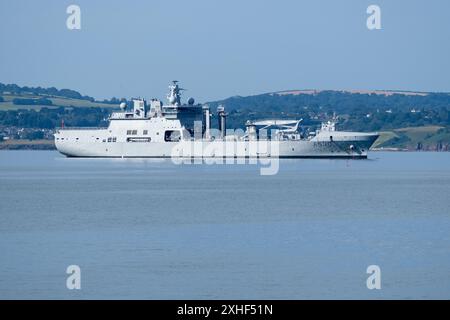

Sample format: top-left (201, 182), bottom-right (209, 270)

top-left (1, 0), bottom-right (449, 102)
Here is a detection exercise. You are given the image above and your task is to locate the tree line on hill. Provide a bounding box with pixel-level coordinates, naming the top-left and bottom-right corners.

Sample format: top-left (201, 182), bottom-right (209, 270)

top-left (12, 98), bottom-right (53, 106)
top-left (0, 83), bottom-right (96, 102)
top-left (0, 105), bottom-right (449, 134)
top-left (0, 107), bottom-right (110, 129)
top-left (0, 82), bottom-right (121, 104)
top-left (209, 91), bottom-right (450, 131)
top-left (209, 91), bottom-right (450, 114)
top-left (1, 83), bottom-right (450, 133)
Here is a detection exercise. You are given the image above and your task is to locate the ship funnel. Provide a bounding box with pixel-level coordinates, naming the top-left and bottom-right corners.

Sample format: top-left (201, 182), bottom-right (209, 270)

top-left (203, 105), bottom-right (211, 140)
top-left (133, 98), bottom-right (147, 118)
top-left (217, 105), bottom-right (227, 139)
top-left (246, 121), bottom-right (257, 141)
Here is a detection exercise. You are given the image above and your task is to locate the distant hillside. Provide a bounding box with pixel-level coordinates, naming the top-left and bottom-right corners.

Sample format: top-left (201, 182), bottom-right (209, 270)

top-left (1, 82), bottom-right (450, 150)
top-left (207, 89), bottom-right (450, 133)
top-left (208, 89), bottom-right (450, 114)
top-left (0, 82), bottom-right (120, 110)
top-left (0, 82), bottom-right (97, 101)
top-left (373, 126), bottom-right (450, 150)
top-left (273, 89), bottom-right (429, 97)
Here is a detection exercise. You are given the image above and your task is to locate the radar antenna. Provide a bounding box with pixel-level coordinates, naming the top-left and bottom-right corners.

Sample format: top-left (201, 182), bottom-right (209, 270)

top-left (167, 80), bottom-right (185, 106)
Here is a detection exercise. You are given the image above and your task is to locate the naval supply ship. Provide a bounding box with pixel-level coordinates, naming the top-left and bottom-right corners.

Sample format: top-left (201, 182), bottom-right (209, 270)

top-left (54, 81), bottom-right (379, 159)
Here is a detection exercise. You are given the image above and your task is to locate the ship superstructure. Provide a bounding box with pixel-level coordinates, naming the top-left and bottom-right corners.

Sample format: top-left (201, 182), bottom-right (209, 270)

top-left (55, 81), bottom-right (379, 158)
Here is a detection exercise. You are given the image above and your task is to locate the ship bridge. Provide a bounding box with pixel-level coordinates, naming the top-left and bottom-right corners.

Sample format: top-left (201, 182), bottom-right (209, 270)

top-left (109, 81), bottom-right (204, 135)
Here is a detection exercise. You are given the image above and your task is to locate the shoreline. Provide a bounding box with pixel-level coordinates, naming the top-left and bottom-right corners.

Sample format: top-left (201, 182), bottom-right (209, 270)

top-left (0, 140), bottom-right (447, 152)
top-left (0, 148), bottom-right (450, 153)
top-left (0, 140), bottom-right (56, 150)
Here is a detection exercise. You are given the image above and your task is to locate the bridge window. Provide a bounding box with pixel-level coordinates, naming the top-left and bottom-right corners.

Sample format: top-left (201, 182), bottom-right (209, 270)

top-left (143, 130), bottom-right (148, 135)
top-left (126, 137), bottom-right (151, 143)
top-left (165, 130), bottom-right (181, 142)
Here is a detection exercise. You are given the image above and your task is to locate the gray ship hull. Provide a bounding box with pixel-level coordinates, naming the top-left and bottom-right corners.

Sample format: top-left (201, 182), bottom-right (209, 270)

top-left (54, 81), bottom-right (379, 159)
top-left (56, 131), bottom-right (379, 159)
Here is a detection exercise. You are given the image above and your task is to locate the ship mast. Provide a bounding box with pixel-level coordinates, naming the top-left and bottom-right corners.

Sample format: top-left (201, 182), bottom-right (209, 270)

top-left (167, 80), bottom-right (184, 106)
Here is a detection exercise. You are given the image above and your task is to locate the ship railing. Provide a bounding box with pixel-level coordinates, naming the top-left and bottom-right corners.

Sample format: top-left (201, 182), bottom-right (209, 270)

top-left (110, 112), bottom-right (135, 119)
top-left (55, 127), bottom-right (107, 131)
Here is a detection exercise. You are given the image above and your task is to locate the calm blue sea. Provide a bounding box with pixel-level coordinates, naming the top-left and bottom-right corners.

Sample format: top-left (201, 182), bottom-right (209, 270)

top-left (0, 151), bottom-right (449, 299)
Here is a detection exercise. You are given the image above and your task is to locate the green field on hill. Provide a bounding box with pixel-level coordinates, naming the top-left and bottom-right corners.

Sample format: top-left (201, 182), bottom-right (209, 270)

top-left (1, 83), bottom-right (450, 150)
top-left (0, 94), bottom-right (114, 110)
top-left (374, 126), bottom-right (450, 150)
